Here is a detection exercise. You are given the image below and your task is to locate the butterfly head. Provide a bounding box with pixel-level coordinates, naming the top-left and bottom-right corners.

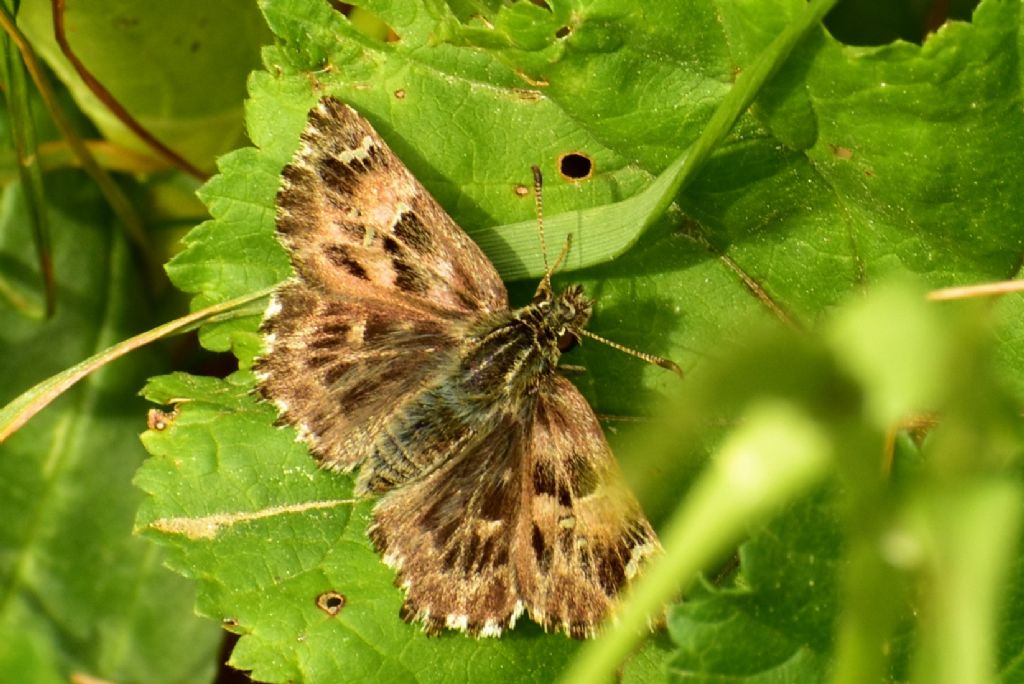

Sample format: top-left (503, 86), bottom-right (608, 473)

top-left (534, 283), bottom-right (593, 353)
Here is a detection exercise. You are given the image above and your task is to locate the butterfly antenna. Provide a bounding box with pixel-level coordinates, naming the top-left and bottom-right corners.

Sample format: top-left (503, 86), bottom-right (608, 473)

top-left (532, 165), bottom-right (553, 292)
top-left (533, 165), bottom-right (572, 293)
top-left (580, 328), bottom-right (684, 377)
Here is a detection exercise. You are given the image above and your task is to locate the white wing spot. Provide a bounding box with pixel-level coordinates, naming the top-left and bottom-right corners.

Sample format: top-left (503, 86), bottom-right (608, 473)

top-left (446, 614), bottom-right (469, 631)
top-left (437, 260), bottom-right (455, 280)
top-left (264, 296), bottom-right (283, 318)
top-left (510, 600), bottom-right (525, 625)
top-left (479, 620), bottom-right (503, 637)
top-left (295, 422), bottom-right (319, 446)
top-left (348, 321), bottom-right (366, 345)
top-left (379, 201), bottom-right (412, 232)
top-left (382, 551), bottom-right (404, 570)
top-left (334, 134), bottom-right (375, 165)
top-left (625, 540), bottom-right (658, 579)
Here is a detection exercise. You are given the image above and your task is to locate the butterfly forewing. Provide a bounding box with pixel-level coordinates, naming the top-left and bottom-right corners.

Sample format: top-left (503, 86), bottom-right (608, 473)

top-left (256, 98), bottom-right (506, 471)
top-left (257, 283), bottom-right (464, 472)
top-left (274, 97), bottom-right (508, 314)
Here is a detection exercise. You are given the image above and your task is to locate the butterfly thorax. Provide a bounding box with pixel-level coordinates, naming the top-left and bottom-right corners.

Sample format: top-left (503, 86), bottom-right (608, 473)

top-left (460, 284), bottom-right (593, 400)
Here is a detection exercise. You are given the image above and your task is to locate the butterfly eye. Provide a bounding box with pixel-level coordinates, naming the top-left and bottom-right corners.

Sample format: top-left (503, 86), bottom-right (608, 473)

top-left (557, 329), bottom-right (578, 352)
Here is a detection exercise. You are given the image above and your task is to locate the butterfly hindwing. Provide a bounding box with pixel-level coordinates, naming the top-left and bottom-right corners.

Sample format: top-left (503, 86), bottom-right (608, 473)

top-left (368, 410), bottom-right (528, 636)
top-left (367, 376), bottom-right (661, 638)
top-left (515, 376), bottom-right (662, 638)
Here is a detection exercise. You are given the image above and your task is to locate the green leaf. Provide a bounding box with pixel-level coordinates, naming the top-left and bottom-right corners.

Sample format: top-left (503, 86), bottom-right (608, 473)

top-left (665, 493), bottom-right (842, 683)
top-left (0, 172), bottom-right (221, 681)
top-left (0, 19), bottom-right (53, 317)
top-left (136, 370), bottom-right (670, 682)
top-left (17, 0), bottom-right (271, 172)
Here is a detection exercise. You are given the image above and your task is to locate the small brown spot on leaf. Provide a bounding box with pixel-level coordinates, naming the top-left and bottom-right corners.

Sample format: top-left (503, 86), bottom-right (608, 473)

top-left (147, 408), bottom-right (177, 431)
top-left (514, 183), bottom-right (530, 197)
top-left (558, 152), bottom-right (593, 181)
top-left (514, 69), bottom-right (550, 88)
top-left (316, 590), bottom-right (347, 616)
top-left (394, 88), bottom-right (406, 99)
top-left (555, 25), bottom-right (572, 39)
top-left (831, 145), bottom-right (853, 160)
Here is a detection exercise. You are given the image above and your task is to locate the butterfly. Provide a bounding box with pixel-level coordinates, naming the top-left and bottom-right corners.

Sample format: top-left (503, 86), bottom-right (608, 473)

top-left (254, 96), bottom-right (665, 639)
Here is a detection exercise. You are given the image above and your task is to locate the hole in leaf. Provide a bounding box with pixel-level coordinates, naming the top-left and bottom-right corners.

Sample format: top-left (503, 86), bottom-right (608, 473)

top-left (823, 0), bottom-right (978, 46)
top-left (558, 152), bottom-right (593, 181)
top-left (316, 591), bottom-right (347, 616)
top-left (555, 25), bottom-right (572, 39)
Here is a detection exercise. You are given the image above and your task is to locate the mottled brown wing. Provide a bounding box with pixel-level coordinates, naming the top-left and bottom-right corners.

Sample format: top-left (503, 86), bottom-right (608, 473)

top-left (514, 375), bottom-right (662, 639)
top-left (368, 375), bottom-right (661, 639)
top-left (275, 97), bottom-right (508, 314)
top-left (368, 410), bottom-right (527, 637)
top-left (256, 97), bottom-right (508, 475)
top-left (256, 281), bottom-right (466, 476)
